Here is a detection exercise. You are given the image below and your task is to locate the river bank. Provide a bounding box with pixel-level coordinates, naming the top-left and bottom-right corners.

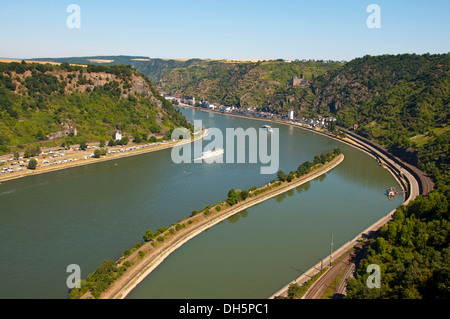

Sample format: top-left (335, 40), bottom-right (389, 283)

top-left (0, 129), bottom-right (207, 184)
top-left (266, 130), bottom-right (419, 299)
top-left (86, 154), bottom-right (344, 299)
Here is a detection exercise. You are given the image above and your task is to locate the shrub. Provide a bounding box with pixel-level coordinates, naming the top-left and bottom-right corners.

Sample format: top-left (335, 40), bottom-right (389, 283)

top-left (123, 249), bottom-right (131, 257)
top-left (175, 224), bottom-right (186, 231)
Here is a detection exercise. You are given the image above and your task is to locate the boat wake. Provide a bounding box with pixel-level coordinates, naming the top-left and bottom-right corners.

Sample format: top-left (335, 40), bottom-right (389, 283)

top-left (193, 147), bottom-right (224, 162)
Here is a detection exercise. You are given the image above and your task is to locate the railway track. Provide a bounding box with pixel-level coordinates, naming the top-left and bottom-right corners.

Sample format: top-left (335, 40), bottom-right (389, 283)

top-left (339, 128), bottom-right (434, 196)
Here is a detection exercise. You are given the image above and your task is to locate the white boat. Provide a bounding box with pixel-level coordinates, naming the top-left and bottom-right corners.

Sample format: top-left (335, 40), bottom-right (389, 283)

top-left (199, 147), bottom-right (224, 160)
top-left (261, 125), bottom-right (273, 132)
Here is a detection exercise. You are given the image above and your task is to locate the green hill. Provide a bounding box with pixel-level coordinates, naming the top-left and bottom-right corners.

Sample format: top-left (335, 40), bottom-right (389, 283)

top-left (311, 54), bottom-right (449, 146)
top-left (0, 61), bottom-right (190, 154)
top-left (158, 59), bottom-right (342, 108)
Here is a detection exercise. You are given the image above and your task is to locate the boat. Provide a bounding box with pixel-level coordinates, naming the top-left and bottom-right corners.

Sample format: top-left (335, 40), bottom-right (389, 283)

top-left (387, 187), bottom-right (398, 197)
top-left (261, 125), bottom-right (273, 132)
top-left (199, 147), bottom-right (224, 160)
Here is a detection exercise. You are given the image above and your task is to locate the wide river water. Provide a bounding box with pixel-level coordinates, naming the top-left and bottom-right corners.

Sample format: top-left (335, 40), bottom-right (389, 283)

top-left (0, 108), bottom-right (402, 298)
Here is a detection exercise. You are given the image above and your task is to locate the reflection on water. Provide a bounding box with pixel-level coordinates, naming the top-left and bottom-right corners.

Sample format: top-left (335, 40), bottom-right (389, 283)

top-left (314, 173), bottom-right (327, 183)
top-left (296, 182), bottom-right (311, 194)
top-left (276, 193), bottom-right (286, 203)
top-left (227, 210), bottom-right (249, 224)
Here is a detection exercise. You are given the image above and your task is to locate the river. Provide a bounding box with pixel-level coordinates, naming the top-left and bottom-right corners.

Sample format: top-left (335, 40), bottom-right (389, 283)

top-left (0, 108), bottom-right (402, 298)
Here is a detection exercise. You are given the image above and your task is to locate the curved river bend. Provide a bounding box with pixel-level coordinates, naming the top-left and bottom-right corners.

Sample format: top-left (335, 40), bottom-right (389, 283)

top-left (0, 108), bottom-right (402, 298)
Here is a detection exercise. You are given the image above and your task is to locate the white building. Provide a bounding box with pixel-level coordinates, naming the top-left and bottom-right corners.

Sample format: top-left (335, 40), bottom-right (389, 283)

top-left (288, 110), bottom-right (294, 121)
top-left (114, 131), bottom-right (122, 141)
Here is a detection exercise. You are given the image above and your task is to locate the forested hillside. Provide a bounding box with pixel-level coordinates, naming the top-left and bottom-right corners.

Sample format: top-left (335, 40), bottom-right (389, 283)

top-left (326, 54), bottom-right (450, 299)
top-left (345, 186), bottom-right (449, 299)
top-left (158, 60), bottom-right (342, 109)
top-left (0, 61), bottom-right (190, 154)
top-left (312, 54), bottom-right (449, 149)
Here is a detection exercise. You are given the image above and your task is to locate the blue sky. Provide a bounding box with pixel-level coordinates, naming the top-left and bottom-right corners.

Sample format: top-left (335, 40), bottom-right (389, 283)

top-left (0, 0), bottom-right (449, 60)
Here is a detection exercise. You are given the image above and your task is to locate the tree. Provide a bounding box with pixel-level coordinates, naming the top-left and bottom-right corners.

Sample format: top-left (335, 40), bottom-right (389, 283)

top-left (35, 131), bottom-right (46, 141)
top-left (119, 137), bottom-right (129, 145)
top-left (287, 283), bottom-right (302, 299)
top-left (143, 230), bottom-right (154, 242)
top-left (277, 170), bottom-right (288, 182)
top-left (375, 237), bottom-right (387, 254)
top-left (227, 189), bottom-right (241, 206)
top-left (240, 190), bottom-right (249, 201)
top-left (328, 121), bottom-right (336, 133)
top-left (93, 149), bottom-right (101, 158)
top-left (313, 155), bottom-right (321, 165)
top-left (99, 140), bottom-right (105, 148)
top-left (287, 171), bottom-right (296, 182)
top-left (133, 133), bottom-right (142, 143)
top-left (79, 140), bottom-right (87, 150)
top-left (97, 259), bottom-right (115, 274)
top-left (27, 158), bottom-right (37, 170)
top-left (24, 149), bottom-right (32, 158)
